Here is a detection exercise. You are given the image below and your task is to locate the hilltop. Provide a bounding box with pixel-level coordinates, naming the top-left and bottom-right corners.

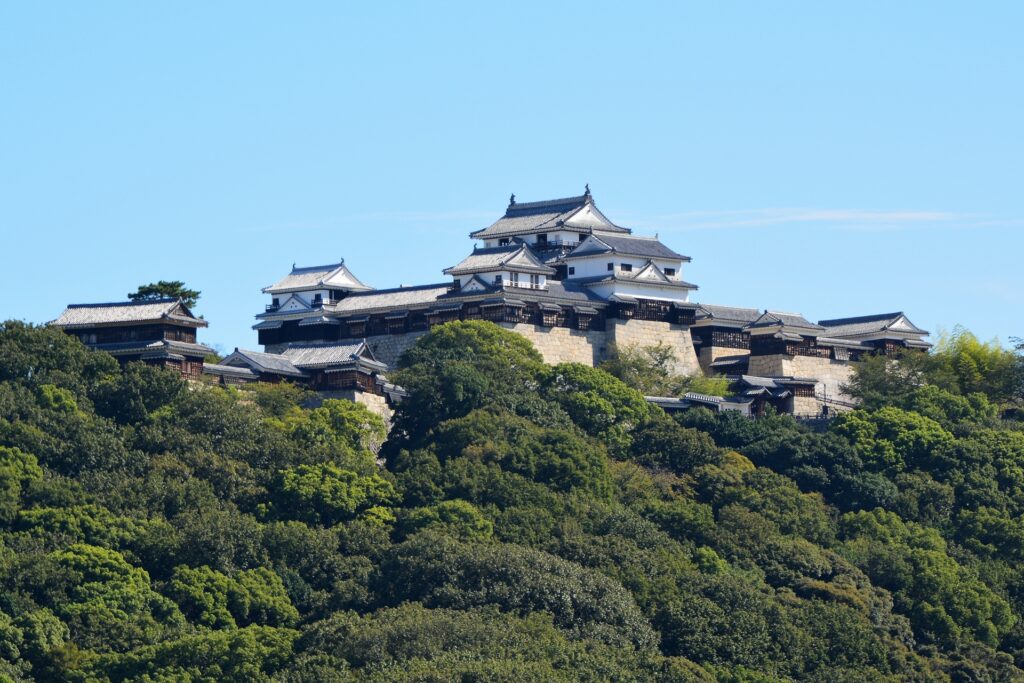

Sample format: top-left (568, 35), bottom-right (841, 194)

top-left (0, 319), bottom-right (1021, 681)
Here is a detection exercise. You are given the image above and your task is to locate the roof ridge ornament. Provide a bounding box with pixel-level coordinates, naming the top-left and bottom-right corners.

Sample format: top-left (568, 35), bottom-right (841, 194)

top-left (509, 193), bottom-right (516, 207)
top-left (584, 183), bottom-right (591, 198)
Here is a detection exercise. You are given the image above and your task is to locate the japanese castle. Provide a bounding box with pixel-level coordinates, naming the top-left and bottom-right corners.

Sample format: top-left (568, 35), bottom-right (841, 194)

top-left (52, 188), bottom-right (931, 418)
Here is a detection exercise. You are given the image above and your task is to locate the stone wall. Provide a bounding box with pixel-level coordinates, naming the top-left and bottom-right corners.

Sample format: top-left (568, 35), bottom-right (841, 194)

top-left (499, 323), bottom-right (607, 366)
top-left (364, 331), bottom-right (429, 369)
top-left (791, 395), bottom-right (821, 418)
top-left (748, 353), bottom-right (856, 404)
top-left (274, 319), bottom-right (700, 374)
top-left (607, 319), bottom-right (702, 376)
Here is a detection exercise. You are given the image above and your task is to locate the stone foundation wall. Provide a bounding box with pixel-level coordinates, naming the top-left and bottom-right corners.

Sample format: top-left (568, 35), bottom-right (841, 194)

top-left (607, 319), bottom-right (701, 376)
top-left (364, 331), bottom-right (429, 369)
top-left (270, 319), bottom-right (700, 374)
top-left (748, 353), bottom-right (856, 405)
top-left (344, 390), bottom-right (394, 426)
top-left (499, 323), bottom-right (607, 366)
top-left (792, 395), bottom-right (821, 418)
top-left (698, 346), bottom-right (751, 374)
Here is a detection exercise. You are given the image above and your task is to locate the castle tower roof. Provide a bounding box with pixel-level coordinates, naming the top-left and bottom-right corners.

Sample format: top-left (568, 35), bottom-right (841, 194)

top-left (444, 242), bottom-right (555, 277)
top-left (51, 298), bottom-right (207, 329)
top-left (470, 188), bottom-right (629, 240)
top-left (263, 261), bottom-right (371, 295)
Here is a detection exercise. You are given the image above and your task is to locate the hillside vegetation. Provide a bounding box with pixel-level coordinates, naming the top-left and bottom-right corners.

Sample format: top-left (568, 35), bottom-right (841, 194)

top-left (0, 319), bottom-right (1021, 682)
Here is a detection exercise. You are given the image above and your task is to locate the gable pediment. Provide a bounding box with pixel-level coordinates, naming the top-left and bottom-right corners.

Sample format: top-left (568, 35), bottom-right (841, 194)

top-left (279, 294), bottom-right (312, 312)
top-left (461, 276), bottom-right (491, 292)
top-left (563, 203), bottom-right (624, 232)
top-left (505, 247), bottom-right (547, 271)
top-left (888, 315), bottom-right (921, 333)
top-left (323, 266), bottom-right (370, 291)
top-left (633, 261), bottom-right (670, 282)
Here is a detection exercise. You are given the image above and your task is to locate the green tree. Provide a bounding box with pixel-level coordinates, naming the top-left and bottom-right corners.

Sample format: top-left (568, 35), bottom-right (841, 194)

top-left (541, 362), bottom-right (651, 455)
top-left (430, 408), bottom-right (612, 496)
top-left (285, 398), bottom-right (387, 468)
top-left (601, 342), bottom-right (730, 397)
top-left (127, 280), bottom-right (201, 308)
top-left (0, 321), bottom-right (118, 395)
top-left (390, 321), bottom-right (553, 444)
top-left (79, 625), bottom-right (297, 683)
top-left (167, 565), bottom-right (298, 629)
top-left (33, 544), bottom-right (186, 652)
top-left (379, 532), bottom-right (658, 649)
top-left (271, 463), bottom-right (397, 526)
top-left (630, 411), bottom-right (721, 474)
top-left (400, 499), bottom-right (494, 541)
top-left (0, 446), bottom-right (42, 523)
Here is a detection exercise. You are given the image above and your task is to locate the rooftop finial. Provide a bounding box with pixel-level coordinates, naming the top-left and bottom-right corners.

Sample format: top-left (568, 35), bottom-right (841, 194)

top-left (584, 183), bottom-right (591, 197)
top-left (292, 261), bottom-right (296, 270)
top-left (509, 193), bottom-right (516, 206)
top-left (339, 257), bottom-right (345, 266)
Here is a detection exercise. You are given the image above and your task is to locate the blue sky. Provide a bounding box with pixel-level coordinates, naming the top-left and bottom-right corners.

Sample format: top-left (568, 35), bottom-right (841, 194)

top-left (1, 2), bottom-right (1021, 352)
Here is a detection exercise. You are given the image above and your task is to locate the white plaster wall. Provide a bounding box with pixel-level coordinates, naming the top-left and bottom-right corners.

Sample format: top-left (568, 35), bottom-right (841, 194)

top-left (586, 280), bottom-right (691, 303)
top-left (564, 254), bottom-right (684, 281)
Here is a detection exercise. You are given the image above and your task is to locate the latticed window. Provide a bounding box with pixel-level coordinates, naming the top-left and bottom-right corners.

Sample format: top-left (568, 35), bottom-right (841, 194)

top-left (346, 320), bottom-right (367, 337)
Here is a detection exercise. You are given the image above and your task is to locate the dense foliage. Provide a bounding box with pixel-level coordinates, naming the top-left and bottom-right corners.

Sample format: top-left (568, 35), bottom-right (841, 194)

top-left (0, 318), bottom-right (1021, 681)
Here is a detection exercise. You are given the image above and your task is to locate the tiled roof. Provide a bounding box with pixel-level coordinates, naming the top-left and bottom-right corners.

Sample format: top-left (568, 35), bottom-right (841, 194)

top-left (745, 310), bottom-right (824, 332)
top-left (694, 304), bottom-right (763, 325)
top-left (331, 283), bottom-right (453, 316)
top-left (92, 339), bottom-right (213, 359)
top-left (51, 299), bottom-right (207, 328)
top-left (568, 233), bottom-right (689, 261)
top-left (203, 363), bottom-right (257, 378)
top-left (264, 262), bottom-right (371, 295)
top-left (444, 243), bottom-right (555, 276)
top-left (223, 349), bottom-right (305, 377)
top-left (435, 279), bottom-right (607, 307)
top-left (281, 341), bottom-right (380, 369)
top-left (470, 191), bottom-right (629, 239)
top-left (708, 355), bottom-right (750, 370)
top-left (573, 269), bottom-right (699, 290)
top-left (818, 312), bottom-right (929, 338)
top-left (735, 374), bottom-right (818, 388)
top-left (506, 194), bottom-right (591, 216)
top-left (223, 342), bottom-right (384, 375)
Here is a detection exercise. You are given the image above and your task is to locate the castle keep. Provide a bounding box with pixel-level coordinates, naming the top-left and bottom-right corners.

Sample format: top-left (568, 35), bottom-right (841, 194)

top-left (232, 189), bottom-right (932, 417)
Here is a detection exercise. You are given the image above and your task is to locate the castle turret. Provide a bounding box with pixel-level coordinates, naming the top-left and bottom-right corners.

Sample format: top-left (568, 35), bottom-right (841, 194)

top-left (443, 241), bottom-right (555, 292)
top-left (262, 260), bottom-right (371, 314)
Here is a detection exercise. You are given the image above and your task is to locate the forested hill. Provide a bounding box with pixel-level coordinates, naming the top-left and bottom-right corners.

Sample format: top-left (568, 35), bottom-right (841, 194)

top-left (0, 320), bottom-right (1022, 682)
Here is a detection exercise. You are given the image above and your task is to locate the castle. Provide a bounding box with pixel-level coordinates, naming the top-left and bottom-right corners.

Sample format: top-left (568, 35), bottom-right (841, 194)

top-left (52, 188), bottom-right (931, 418)
top-left (236, 188), bottom-right (930, 416)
